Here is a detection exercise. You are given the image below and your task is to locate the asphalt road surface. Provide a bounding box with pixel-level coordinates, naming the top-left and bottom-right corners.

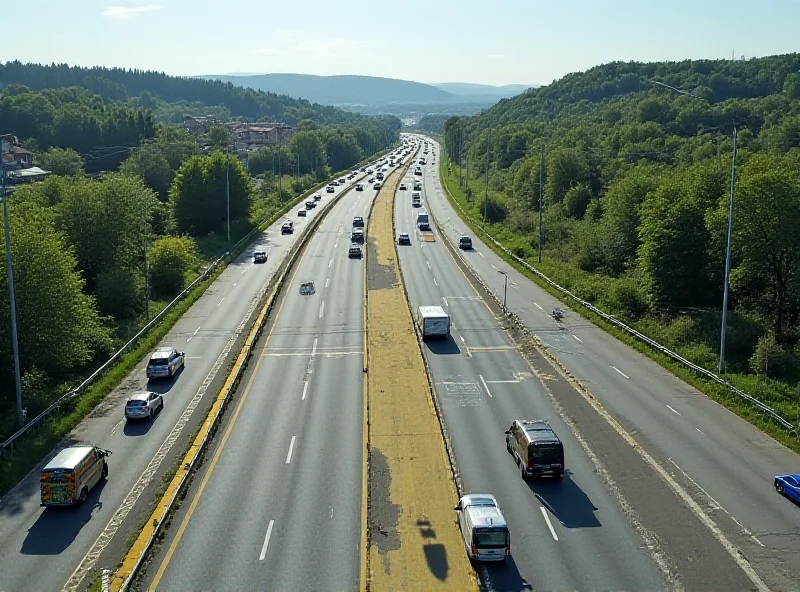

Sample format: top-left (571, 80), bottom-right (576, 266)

top-left (139, 177), bottom-right (381, 591)
top-left (0, 167), bottom-right (374, 592)
top-left (415, 137), bottom-right (800, 592)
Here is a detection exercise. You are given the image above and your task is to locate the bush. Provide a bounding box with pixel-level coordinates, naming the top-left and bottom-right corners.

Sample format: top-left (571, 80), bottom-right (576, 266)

top-left (607, 277), bottom-right (650, 320)
top-left (749, 333), bottom-right (798, 379)
top-left (95, 266), bottom-right (144, 318)
top-left (148, 236), bottom-right (199, 298)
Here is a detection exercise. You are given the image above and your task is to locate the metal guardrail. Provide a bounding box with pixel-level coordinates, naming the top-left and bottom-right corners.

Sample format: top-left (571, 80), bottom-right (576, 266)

top-left (433, 150), bottom-right (798, 439)
top-left (1, 148), bottom-right (397, 456)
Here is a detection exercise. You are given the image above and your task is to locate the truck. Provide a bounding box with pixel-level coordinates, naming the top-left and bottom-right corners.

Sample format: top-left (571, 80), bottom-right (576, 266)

top-left (416, 306), bottom-right (450, 339)
top-left (412, 192), bottom-right (421, 207)
top-left (417, 211), bottom-right (430, 231)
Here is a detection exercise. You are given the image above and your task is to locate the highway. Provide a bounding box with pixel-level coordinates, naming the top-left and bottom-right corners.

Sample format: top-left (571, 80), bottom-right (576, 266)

top-left (138, 177), bottom-right (380, 590)
top-left (416, 137), bottom-right (800, 591)
top-left (394, 165), bottom-right (667, 591)
top-left (0, 167), bottom-right (374, 592)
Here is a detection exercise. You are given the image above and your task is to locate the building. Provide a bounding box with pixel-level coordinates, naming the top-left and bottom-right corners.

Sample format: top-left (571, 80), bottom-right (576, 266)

top-left (183, 116), bottom-right (218, 134)
top-left (1, 137), bottom-right (33, 170)
top-left (225, 122), bottom-right (295, 150)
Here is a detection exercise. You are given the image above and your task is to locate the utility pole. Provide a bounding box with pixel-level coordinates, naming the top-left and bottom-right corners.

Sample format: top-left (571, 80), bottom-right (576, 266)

top-left (538, 144), bottom-right (545, 264)
top-left (719, 127), bottom-right (738, 374)
top-left (143, 234), bottom-right (150, 321)
top-left (278, 133), bottom-right (282, 203)
top-left (484, 127), bottom-right (490, 224)
top-left (226, 145), bottom-right (231, 242)
top-left (458, 124), bottom-right (463, 188)
top-left (1, 148), bottom-right (24, 428)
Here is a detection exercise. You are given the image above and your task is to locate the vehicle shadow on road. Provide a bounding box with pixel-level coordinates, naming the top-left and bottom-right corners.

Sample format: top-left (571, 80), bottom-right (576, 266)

top-left (416, 518), bottom-right (449, 581)
top-left (528, 473), bottom-right (601, 528)
top-left (424, 336), bottom-right (461, 356)
top-left (122, 415), bottom-right (158, 437)
top-left (20, 480), bottom-right (107, 555)
top-left (147, 368), bottom-right (183, 394)
top-left (481, 557), bottom-right (533, 592)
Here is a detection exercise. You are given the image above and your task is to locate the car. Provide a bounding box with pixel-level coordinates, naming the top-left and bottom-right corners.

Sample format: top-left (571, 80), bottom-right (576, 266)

top-left (459, 235), bottom-right (473, 250)
top-left (351, 228), bottom-right (365, 243)
top-left (338, 177), bottom-right (346, 184)
top-left (253, 251), bottom-right (268, 263)
top-left (398, 233), bottom-right (411, 245)
top-left (368, 177), bottom-right (376, 183)
top-left (355, 183), bottom-right (364, 191)
top-left (373, 182), bottom-right (382, 190)
top-left (298, 209), bottom-right (307, 217)
top-left (399, 184), bottom-right (407, 190)
top-left (282, 220), bottom-right (294, 234)
top-left (146, 347), bottom-right (185, 380)
top-left (305, 200), bottom-right (315, 209)
top-left (348, 243), bottom-right (363, 258)
top-left (353, 216), bottom-right (365, 228)
top-left (299, 281), bottom-right (316, 295)
top-left (367, 169), bottom-right (374, 173)
top-left (413, 182), bottom-right (422, 191)
top-left (125, 391), bottom-right (164, 421)
top-left (360, 167), bottom-right (366, 172)
top-left (775, 474), bottom-right (800, 503)
top-left (414, 169), bottom-right (423, 176)
top-left (326, 185), bottom-right (335, 193)
top-left (454, 493), bottom-right (510, 562)
top-left (313, 193), bottom-right (322, 201)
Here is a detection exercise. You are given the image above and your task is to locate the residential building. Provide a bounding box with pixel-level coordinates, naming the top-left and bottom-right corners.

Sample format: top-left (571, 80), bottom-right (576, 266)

top-left (225, 122), bottom-right (295, 150)
top-left (183, 115), bottom-right (218, 133)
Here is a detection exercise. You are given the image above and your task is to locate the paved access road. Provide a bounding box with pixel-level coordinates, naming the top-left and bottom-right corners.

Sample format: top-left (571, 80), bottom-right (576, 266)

top-left (0, 168), bottom-right (374, 592)
top-left (139, 178), bottom-right (381, 591)
top-left (416, 137), bottom-right (800, 592)
top-left (394, 164), bottom-right (667, 591)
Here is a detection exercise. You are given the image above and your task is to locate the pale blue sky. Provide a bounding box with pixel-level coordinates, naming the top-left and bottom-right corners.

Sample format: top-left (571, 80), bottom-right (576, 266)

top-left (3, 0), bottom-right (799, 86)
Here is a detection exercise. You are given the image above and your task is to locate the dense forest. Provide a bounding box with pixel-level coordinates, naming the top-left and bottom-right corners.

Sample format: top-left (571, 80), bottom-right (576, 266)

top-left (0, 65), bottom-right (398, 442)
top-left (0, 61), bottom-right (360, 125)
top-left (441, 54), bottom-right (800, 413)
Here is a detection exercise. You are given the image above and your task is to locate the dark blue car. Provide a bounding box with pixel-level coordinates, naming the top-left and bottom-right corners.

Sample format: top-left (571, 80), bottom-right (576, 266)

top-left (774, 474), bottom-right (800, 503)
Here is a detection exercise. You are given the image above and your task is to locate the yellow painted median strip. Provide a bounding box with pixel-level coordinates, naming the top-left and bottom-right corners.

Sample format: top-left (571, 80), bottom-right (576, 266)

top-left (362, 154), bottom-right (478, 591)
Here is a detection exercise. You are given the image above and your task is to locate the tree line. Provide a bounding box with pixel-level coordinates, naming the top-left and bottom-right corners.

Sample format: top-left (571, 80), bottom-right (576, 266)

top-left (0, 79), bottom-right (398, 434)
top-left (442, 53), bottom-right (800, 387)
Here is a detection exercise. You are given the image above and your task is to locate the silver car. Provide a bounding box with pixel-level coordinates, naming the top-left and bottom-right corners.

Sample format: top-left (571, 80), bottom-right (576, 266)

top-left (125, 391), bottom-right (163, 421)
top-left (146, 347), bottom-right (185, 380)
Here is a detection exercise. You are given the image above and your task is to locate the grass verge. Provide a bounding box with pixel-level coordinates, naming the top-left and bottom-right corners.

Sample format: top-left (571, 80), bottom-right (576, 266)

top-left (437, 156), bottom-right (800, 454)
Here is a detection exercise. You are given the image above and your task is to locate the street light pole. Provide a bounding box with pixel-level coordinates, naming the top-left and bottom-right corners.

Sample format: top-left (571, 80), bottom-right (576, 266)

top-left (719, 127), bottom-right (738, 374)
top-left (484, 127), bottom-right (490, 224)
top-left (498, 270), bottom-right (508, 312)
top-left (226, 145), bottom-right (231, 242)
top-left (1, 159), bottom-right (24, 428)
top-left (538, 144), bottom-right (545, 264)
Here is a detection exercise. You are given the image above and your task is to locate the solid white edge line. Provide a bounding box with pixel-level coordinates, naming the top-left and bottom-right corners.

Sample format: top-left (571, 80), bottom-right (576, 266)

top-left (534, 302), bottom-right (544, 311)
top-left (285, 436), bottom-right (296, 464)
top-left (478, 374), bottom-right (493, 398)
top-left (259, 520), bottom-right (275, 560)
top-left (302, 381), bottom-right (309, 401)
top-left (666, 404), bottom-right (682, 416)
top-left (540, 507), bottom-right (559, 541)
top-left (610, 365), bottom-right (630, 379)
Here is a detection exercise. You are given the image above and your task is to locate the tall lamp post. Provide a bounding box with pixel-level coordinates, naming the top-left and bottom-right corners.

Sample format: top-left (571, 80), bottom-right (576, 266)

top-left (498, 270), bottom-right (508, 313)
top-left (649, 79), bottom-right (738, 374)
top-left (1, 154), bottom-right (24, 428)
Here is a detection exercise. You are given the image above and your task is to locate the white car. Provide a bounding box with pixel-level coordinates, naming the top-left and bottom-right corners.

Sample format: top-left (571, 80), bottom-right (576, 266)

top-left (146, 347), bottom-right (185, 380)
top-left (124, 391), bottom-right (163, 421)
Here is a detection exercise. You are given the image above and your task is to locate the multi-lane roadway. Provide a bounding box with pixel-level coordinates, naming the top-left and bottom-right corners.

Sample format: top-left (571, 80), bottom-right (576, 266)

top-left (414, 136), bottom-right (800, 591)
top-left (0, 167), bottom-right (374, 592)
top-left (138, 175), bottom-right (382, 591)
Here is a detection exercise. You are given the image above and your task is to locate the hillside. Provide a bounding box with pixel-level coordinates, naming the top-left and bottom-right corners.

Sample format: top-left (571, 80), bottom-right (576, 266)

top-left (433, 82), bottom-right (532, 97)
top-left (196, 73), bottom-right (455, 106)
top-left (0, 61), bottom-right (363, 125)
top-left (440, 53), bottom-right (800, 427)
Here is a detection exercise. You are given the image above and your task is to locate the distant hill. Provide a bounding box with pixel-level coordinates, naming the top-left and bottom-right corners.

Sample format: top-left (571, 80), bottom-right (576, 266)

top-left (195, 73), bottom-right (456, 106)
top-left (433, 82), bottom-right (533, 97)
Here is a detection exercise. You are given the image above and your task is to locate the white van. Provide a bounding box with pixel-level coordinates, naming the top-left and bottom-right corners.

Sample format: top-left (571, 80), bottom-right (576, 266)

top-left (454, 493), bottom-right (510, 562)
top-left (416, 306), bottom-right (450, 339)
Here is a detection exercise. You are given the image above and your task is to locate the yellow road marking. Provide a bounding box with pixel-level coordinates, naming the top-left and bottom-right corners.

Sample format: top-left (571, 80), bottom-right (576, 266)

top-left (146, 262), bottom-right (302, 591)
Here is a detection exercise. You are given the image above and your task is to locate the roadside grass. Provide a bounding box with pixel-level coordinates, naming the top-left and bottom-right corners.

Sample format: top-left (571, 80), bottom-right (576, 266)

top-left (437, 160), bottom-right (800, 454)
top-left (0, 146), bottom-right (399, 497)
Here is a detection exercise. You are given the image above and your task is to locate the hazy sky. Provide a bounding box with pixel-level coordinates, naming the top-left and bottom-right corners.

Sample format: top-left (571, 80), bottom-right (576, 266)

top-left (3, 0), bottom-right (799, 86)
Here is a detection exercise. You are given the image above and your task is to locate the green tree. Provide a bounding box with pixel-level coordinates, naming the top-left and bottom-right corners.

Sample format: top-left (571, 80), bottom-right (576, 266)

top-left (148, 235), bottom-right (199, 297)
top-left (0, 200), bottom-right (111, 401)
top-left (545, 147), bottom-right (589, 205)
top-left (207, 124), bottom-right (233, 148)
top-left (563, 183), bottom-right (592, 218)
top-left (325, 131), bottom-right (363, 172)
top-left (121, 144), bottom-right (173, 200)
top-left (290, 130), bottom-right (328, 176)
top-left (169, 153), bottom-right (254, 236)
top-left (38, 147), bottom-right (85, 176)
